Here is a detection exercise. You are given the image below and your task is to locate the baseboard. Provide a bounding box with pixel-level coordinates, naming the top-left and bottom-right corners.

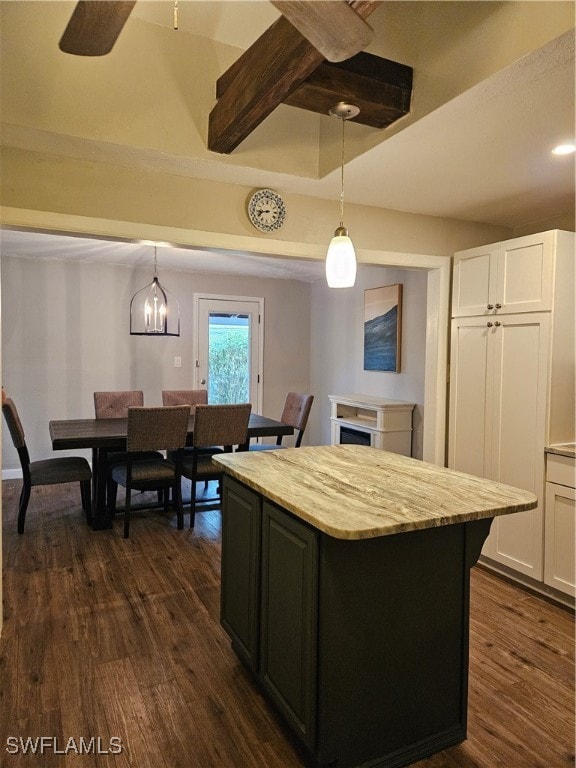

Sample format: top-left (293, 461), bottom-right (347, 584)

top-left (478, 557), bottom-right (575, 612)
top-left (2, 469), bottom-right (22, 480)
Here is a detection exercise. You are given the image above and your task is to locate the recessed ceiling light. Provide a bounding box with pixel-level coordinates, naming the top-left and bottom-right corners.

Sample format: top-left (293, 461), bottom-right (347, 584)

top-left (552, 143), bottom-right (576, 155)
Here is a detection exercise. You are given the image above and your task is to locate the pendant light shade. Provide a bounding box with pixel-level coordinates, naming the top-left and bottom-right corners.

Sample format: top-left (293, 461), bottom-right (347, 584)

top-left (326, 102), bottom-right (359, 289)
top-left (130, 247), bottom-right (180, 336)
top-left (326, 226), bottom-right (357, 288)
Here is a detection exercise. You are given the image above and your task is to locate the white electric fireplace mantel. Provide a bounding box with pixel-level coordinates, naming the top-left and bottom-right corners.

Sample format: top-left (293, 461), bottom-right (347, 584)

top-left (329, 394), bottom-right (416, 457)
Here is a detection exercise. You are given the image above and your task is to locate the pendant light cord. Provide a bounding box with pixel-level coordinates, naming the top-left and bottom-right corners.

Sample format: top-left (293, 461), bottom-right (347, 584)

top-left (339, 116), bottom-right (345, 227)
top-left (153, 246), bottom-right (158, 278)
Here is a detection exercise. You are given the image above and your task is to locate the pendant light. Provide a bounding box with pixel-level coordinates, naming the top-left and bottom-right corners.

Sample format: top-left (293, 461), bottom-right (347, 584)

top-left (130, 246), bottom-right (180, 336)
top-left (326, 102), bottom-right (359, 288)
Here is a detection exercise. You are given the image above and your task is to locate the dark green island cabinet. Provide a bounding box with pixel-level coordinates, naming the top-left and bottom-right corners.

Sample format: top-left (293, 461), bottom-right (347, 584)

top-left (215, 446), bottom-right (537, 768)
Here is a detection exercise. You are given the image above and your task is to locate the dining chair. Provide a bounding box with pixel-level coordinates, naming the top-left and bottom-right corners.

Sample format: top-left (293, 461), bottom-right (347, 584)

top-left (181, 403), bottom-right (252, 528)
top-left (249, 392), bottom-right (314, 451)
top-left (106, 405), bottom-right (190, 538)
top-left (2, 395), bottom-right (92, 533)
top-left (162, 389), bottom-right (208, 409)
top-left (94, 390), bottom-right (145, 418)
top-left (162, 389), bottom-right (223, 490)
top-left (94, 389), bottom-right (163, 505)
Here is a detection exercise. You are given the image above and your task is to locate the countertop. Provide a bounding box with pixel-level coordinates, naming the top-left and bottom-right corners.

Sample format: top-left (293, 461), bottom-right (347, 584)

top-left (213, 445), bottom-right (537, 540)
top-left (545, 443), bottom-right (576, 459)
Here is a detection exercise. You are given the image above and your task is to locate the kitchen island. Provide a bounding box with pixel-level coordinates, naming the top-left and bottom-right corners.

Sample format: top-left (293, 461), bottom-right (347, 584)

top-left (213, 445), bottom-right (537, 768)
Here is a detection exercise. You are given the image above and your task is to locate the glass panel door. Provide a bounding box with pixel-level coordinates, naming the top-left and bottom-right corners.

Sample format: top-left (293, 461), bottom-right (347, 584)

top-left (194, 295), bottom-right (263, 411)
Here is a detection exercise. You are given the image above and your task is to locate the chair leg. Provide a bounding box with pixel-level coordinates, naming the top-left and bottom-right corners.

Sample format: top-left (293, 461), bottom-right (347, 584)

top-left (124, 485), bottom-right (132, 538)
top-left (106, 477), bottom-right (118, 516)
top-left (190, 480), bottom-right (197, 529)
top-left (174, 481), bottom-right (184, 530)
top-left (17, 481), bottom-right (31, 534)
top-left (80, 479), bottom-right (92, 525)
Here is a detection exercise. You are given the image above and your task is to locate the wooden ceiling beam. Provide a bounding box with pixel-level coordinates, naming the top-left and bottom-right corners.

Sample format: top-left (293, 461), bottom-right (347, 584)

top-left (208, 1), bottom-right (382, 154)
top-left (284, 52), bottom-right (413, 129)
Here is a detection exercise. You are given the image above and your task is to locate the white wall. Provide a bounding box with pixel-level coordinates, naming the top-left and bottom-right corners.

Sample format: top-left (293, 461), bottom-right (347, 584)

top-left (1, 254), bottom-right (311, 469)
top-left (310, 265), bottom-right (428, 459)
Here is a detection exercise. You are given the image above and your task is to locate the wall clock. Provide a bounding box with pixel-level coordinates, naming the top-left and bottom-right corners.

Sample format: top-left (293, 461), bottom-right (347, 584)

top-left (247, 189), bottom-right (286, 233)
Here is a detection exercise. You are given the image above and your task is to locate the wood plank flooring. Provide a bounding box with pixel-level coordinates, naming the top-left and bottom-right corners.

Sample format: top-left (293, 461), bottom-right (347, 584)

top-left (1, 480), bottom-right (574, 767)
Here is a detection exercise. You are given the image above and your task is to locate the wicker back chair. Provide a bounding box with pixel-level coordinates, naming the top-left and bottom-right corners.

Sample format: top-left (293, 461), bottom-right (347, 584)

top-left (2, 396), bottom-right (92, 533)
top-left (94, 390), bottom-right (144, 418)
top-left (94, 390), bottom-right (162, 505)
top-left (182, 403), bottom-right (252, 528)
top-left (162, 389), bottom-right (208, 411)
top-left (250, 392), bottom-right (314, 450)
top-left (107, 405), bottom-right (190, 538)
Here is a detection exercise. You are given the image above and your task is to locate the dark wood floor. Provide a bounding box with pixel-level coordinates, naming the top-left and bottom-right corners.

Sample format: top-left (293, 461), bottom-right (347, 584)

top-left (1, 480), bottom-right (574, 768)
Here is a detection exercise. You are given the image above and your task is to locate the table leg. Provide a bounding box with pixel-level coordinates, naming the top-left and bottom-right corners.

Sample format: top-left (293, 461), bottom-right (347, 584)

top-left (91, 447), bottom-right (113, 530)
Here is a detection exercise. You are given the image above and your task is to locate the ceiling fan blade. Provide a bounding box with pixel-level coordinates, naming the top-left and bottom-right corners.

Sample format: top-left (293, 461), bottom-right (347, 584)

top-left (269, 1), bottom-right (373, 62)
top-left (59, 0), bottom-right (137, 56)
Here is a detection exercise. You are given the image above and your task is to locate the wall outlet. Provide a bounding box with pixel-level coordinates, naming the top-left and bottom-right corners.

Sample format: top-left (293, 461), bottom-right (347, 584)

top-left (174, 356), bottom-right (182, 368)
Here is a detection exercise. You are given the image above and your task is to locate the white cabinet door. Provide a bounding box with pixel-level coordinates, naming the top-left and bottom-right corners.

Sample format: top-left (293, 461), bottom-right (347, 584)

top-left (544, 481), bottom-right (576, 597)
top-left (497, 232), bottom-right (554, 314)
top-left (452, 244), bottom-right (498, 317)
top-left (448, 318), bottom-right (494, 478)
top-left (452, 231), bottom-right (555, 318)
top-left (484, 314), bottom-right (550, 579)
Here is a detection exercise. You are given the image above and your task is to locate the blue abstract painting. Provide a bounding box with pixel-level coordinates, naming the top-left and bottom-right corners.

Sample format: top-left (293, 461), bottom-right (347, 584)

top-left (364, 284), bottom-right (402, 372)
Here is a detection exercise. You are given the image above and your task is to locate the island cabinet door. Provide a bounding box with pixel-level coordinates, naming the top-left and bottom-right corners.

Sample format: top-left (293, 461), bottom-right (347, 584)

top-left (259, 501), bottom-right (319, 751)
top-left (220, 478), bottom-right (262, 671)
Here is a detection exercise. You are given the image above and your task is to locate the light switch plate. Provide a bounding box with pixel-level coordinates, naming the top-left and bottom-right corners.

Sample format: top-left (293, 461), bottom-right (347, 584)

top-left (174, 356), bottom-right (182, 368)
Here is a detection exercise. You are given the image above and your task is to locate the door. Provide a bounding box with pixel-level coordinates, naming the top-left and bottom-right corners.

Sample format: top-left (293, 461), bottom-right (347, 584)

top-left (484, 313), bottom-right (550, 578)
top-left (448, 317), bottom-right (495, 478)
top-left (452, 243), bottom-right (498, 317)
top-left (497, 232), bottom-right (554, 314)
top-left (194, 294), bottom-right (263, 412)
top-left (220, 477), bottom-right (262, 669)
top-left (260, 500), bottom-right (318, 749)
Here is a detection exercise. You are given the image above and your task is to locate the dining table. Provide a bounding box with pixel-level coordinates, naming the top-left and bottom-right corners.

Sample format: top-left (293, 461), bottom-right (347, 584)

top-left (49, 413), bottom-right (294, 529)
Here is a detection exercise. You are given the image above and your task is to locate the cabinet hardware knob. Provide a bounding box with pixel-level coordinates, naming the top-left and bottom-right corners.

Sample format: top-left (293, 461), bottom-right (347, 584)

top-left (495, 303), bottom-right (502, 309)
top-left (487, 322), bottom-right (493, 327)
top-left (494, 321), bottom-right (501, 327)
top-left (487, 304), bottom-right (494, 310)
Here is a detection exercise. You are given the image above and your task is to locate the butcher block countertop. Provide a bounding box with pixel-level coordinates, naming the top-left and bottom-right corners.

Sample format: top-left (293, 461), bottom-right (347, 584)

top-left (213, 445), bottom-right (537, 540)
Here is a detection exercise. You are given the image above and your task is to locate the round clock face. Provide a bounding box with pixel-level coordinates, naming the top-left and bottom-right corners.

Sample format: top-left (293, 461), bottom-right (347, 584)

top-left (247, 189), bottom-right (286, 233)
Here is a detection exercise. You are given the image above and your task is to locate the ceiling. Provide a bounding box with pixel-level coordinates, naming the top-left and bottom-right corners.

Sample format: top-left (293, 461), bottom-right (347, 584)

top-left (1, 2), bottom-right (574, 279)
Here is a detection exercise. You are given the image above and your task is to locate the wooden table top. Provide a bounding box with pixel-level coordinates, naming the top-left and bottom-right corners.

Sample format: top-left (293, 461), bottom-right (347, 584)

top-left (50, 413), bottom-right (293, 450)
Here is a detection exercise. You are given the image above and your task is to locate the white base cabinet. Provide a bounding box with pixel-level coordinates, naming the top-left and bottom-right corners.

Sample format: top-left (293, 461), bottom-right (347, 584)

top-left (544, 452), bottom-right (576, 597)
top-left (449, 230), bottom-right (575, 598)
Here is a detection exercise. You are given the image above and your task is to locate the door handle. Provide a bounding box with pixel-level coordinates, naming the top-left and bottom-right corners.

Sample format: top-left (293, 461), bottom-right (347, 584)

top-left (200, 379), bottom-right (206, 385)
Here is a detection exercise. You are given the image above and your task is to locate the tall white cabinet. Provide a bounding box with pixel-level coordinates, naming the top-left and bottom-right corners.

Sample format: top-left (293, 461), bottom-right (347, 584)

top-left (448, 230), bottom-right (575, 592)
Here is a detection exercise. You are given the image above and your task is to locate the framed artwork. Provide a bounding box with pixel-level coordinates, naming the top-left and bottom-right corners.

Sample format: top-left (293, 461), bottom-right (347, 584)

top-left (364, 284), bottom-right (403, 372)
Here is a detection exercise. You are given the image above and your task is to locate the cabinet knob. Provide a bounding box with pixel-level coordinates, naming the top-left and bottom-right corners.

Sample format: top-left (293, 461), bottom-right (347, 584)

top-left (495, 303), bottom-right (502, 309)
top-left (487, 322), bottom-right (494, 327)
top-left (494, 321), bottom-right (501, 327)
top-left (487, 304), bottom-right (494, 310)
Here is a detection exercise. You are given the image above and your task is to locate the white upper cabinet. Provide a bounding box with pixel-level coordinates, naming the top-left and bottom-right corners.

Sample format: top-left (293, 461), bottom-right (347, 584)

top-left (452, 230), bottom-right (560, 317)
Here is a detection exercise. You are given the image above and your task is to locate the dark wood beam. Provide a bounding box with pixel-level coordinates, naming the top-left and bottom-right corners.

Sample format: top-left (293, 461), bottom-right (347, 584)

top-left (59, 1), bottom-right (137, 56)
top-left (284, 52), bottom-right (413, 129)
top-left (208, 1), bottom-right (382, 154)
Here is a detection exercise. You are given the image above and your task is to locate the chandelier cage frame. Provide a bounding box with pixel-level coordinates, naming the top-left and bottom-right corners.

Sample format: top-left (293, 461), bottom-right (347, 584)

top-left (129, 247), bottom-right (180, 337)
